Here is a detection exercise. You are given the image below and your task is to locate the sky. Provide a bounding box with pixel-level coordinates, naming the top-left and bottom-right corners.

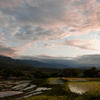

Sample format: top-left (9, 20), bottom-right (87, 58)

top-left (1, 0), bottom-right (100, 65)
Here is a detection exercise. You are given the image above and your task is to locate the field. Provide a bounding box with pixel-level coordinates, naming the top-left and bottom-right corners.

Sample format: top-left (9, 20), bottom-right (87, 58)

top-left (24, 78), bottom-right (100, 100)
top-left (1, 78), bottom-right (100, 100)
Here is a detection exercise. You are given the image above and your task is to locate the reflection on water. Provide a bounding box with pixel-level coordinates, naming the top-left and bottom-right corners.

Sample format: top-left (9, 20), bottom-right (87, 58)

top-left (34, 87), bottom-right (51, 92)
top-left (68, 84), bottom-right (87, 94)
top-left (12, 82), bottom-right (29, 90)
top-left (68, 81), bottom-right (100, 94)
top-left (23, 85), bottom-right (36, 91)
top-left (0, 91), bottom-right (23, 98)
top-left (49, 78), bottom-right (63, 84)
top-left (0, 80), bottom-right (52, 99)
top-left (22, 91), bottom-right (42, 99)
top-left (0, 80), bottom-right (32, 98)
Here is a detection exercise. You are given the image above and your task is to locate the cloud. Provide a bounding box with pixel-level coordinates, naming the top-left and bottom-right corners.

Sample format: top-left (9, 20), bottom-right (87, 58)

top-left (19, 54), bottom-right (100, 67)
top-left (1, 0), bottom-right (100, 55)
top-left (42, 39), bottom-right (100, 51)
top-left (19, 54), bottom-right (73, 65)
top-left (72, 54), bottom-right (100, 66)
top-left (1, 0), bottom-right (100, 31)
top-left (0, 0), bottom-right (67, 27)
top-left (62, 39), bottom-right (100, 50)
top-left (0, 43), bottom-right (17, 57)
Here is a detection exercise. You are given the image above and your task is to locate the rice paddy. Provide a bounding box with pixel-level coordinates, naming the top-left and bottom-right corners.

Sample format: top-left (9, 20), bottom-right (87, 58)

top-left (1, 78), bottom-right (100, 100)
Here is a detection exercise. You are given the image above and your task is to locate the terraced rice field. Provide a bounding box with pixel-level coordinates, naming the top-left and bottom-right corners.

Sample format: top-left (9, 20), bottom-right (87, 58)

top-left (48, 78), bottom-right (64, 85)
top-left (0, 80), bottom-right (52, 99)
top-left (68, 81), bottom-right (100, 94)
top-left (1, 78), bottom-right (100, 100)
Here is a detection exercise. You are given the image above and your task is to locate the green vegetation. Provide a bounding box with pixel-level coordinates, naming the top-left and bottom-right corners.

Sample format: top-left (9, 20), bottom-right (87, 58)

top-left (24, 78), bottom-right (78, 100)
top-left (1, 56), bottom-right (100, 100)
top-left (0, 54), bottom-right (100, 80)
top-left (68, 81), bottom-right (100, 90)
top-left (83, 67), bottom-right (98, 77)
top-left (23, 78), bottom-right (100, 100)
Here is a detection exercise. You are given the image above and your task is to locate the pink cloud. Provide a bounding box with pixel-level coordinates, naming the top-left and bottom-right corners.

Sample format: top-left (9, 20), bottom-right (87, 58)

top-left (1, 0), bottom-right (100, 54)
top-left (62, 39), bottom-right (100, 51)
top-left (0, 42), bottom-right (18, 57)
top-left (0, 0), bottom-right (100, 32)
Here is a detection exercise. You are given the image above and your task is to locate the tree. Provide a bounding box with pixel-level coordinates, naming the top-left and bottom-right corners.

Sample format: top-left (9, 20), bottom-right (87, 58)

top-left (83, 67), bottom-right (97, 77)
top-left (62, 68), bottom-right (80, 77)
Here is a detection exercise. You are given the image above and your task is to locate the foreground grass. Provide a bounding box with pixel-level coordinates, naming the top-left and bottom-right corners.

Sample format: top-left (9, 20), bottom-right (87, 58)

top-left (24, 89), bottom-right (100, 100)
top-left (24, 95), bottom-right (72, 100)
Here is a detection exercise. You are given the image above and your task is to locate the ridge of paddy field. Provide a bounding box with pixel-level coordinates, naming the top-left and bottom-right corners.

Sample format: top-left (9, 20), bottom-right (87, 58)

top-left (62, 78), bottom-right (100, 81)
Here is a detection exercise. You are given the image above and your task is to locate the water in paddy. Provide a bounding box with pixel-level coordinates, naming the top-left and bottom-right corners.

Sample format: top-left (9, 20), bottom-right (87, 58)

top-left (68, 84), bottom-right (87, 94)
top-left (0, 80), bottom-right (52, 99)
top-left (68, 81), bottom-right (100, 94)
top-left (0, 91), bottom-right (23, 98)
top-left (49, 78), bottom-right (63, 84)
top-left (0, 80), bottom-right (30, 98)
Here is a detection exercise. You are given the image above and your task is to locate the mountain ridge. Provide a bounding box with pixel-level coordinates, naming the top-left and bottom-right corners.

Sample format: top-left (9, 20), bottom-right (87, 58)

top-left (0, 55), bottom-right (99, 69)
top-left (0, 55), bottom-right (69, 69)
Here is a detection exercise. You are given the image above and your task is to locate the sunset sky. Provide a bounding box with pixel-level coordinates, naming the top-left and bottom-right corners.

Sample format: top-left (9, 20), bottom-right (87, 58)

top-left (0, 0), bottom-right (100, 63)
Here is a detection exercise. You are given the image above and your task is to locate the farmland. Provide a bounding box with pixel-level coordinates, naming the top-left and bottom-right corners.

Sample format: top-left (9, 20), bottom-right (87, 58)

top-left (1, 78), bottom-right (100, 100)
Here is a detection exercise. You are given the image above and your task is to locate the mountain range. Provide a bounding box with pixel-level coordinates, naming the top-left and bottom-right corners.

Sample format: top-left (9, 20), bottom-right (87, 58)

top-left (0, 55), bottom-right (69, 69)
top-left (0, 55), bottom-right (99, 69)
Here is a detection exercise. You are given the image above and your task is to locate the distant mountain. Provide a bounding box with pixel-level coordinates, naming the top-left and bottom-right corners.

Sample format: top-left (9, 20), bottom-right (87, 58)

top-left (0, 55), bottom-right (99, 69)
top-left (15, 59), bottom-right (69, 68)
top-left (0, 55), bottom-right (36, 71)
top-left (0, 55), bottom-right (69, 69)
